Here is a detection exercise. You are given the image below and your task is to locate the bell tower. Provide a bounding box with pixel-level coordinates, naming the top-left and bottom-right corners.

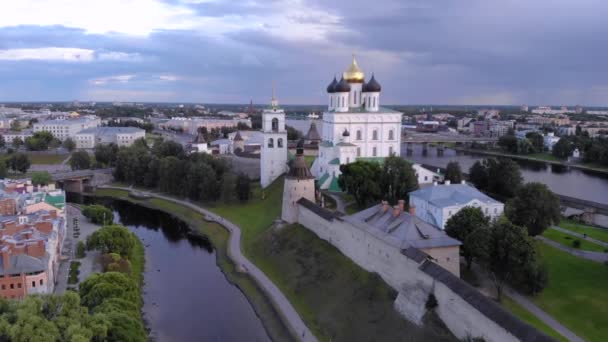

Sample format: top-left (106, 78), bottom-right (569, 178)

top-left (260, 84), bottom-right (288, 188)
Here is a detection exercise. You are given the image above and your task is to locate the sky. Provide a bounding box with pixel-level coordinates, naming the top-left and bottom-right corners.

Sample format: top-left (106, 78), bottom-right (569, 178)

top-left (0, 0), bottom-right (607, 106)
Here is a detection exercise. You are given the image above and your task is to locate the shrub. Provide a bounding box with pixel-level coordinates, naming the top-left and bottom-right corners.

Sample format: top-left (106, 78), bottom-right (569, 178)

top-left (572, 239), bottom-right (581, 248)
top-left (76, 241), bottom-right (86, 258)
top-left (82, 204), bottom-right (113, 225)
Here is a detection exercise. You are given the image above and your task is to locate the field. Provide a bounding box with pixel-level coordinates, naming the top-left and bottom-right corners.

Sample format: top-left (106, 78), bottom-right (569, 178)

top-left (533, 242), bottom-right (608, 342)
top-left (0, 152), bottom-right (69, 165)
top-left (542, 227), bottom-right (607, 252)
top-left (501, 297), bottom-right (567, 342)
top-left (558, 220), bottom-right (608, 243)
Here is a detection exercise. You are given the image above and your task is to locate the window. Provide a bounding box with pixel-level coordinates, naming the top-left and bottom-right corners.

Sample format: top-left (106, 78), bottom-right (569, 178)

top-left (389, 130), bottom-right (394, 140)
top-left (10, 284), bottom-right (13, 289)
top-left (356, 130), bottom-right (362, 140)
top-left (372, 130), bottom-right (378, 140)
top-left (277, 138), bottom-right (283, 148)
top-left (40, 279), bottom-right (43, 286)
top-left (16, 283), bottom-right (20, 289)
top-left (357, 147), bottom-right (361, 157)
top-left (354, 91), bottom-right (357, 104)
top-left (32, 281), bottom-right (35, 287)
top-left (330, 97), bottom-right (333, 107)
top-left (271, 118), bottom-right (279, 132)
top-left (424, 176), bottom-right (428, 181)
top-left (268, 138), bottom-right (274, 148)
top-left (346, 157), bottom-right (350, 163)
top-left (1, 285), bottom-right (4, 290)
top-left (485, 208), bottom-right (488, 214)
top-left (372, 147), bottom-right (377, 156)
top-left (389, 146), bottom-right (394, 156)
top-left (494, 208), bottom-right (498, 214)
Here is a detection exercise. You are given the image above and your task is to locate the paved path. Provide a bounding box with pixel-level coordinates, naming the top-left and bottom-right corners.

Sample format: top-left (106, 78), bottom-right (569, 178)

top-left (470, 263), bottom-right (584, 342)
top-left (324, 192), bottom-right (346, 213)
top-left (99, 186), bottom-right (316, 342)
top-left (552, 225), bottom-right (608, 248)
top-left (537, 236), bottom-right (608, 263)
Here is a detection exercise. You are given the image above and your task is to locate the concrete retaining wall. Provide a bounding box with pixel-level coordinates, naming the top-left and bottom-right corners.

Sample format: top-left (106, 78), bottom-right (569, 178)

top-left (221, 155), bottom-right (261, 180)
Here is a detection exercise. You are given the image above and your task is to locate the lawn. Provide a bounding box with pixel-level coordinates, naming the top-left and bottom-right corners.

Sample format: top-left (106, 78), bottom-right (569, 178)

top-left (501, 297), bottom-right (567, 342)
top-left (527, 153), bottom-right (562, 162)
top-left (28, 153), bottom-right (69, 164)
top-left (558, 220), bottom-right (608, 244)
top-left (533, 242), bottom-right (608, 342)
top-left (249, 224), bottom-right (455, 342)
top-left (542, 228), bottom-right (607, 252)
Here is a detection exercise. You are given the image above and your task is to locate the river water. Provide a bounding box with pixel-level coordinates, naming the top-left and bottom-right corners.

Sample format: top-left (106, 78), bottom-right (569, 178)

top-left (286, 118), bottom-right (608, 205)
top-left (84, 197), bottom-right (270, 342)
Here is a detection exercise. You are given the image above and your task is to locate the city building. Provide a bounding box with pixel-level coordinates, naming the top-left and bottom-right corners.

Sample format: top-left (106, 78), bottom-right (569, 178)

top-left (2, 129), bottom-right (34, 145)
top-left (413, 164), bottom-right (442, 185)
top-left (476, 109), bottom-right (500, 119)
top-left (556, 125), bottom-right (576, 136)
top-left (260, 90), bottom-right (288, 188)
top-left (409, 182), bottom-right (504, 229)
top-left (543, 132), bottom-right (561, 151)
top-left (158, 116), bottom-right (251, 135)
top-left (312, 56), bottom-right (403, 190)
top-left (33, 116), bottom-right (101, 141)
top-left (586, 110), bottom-right (608, 115)
top-left (527, 115), bottom-right (570, 126)
top-left (530, 106), bottom-right (571, 115)
top-left (74, 127), bottom-right (145, 149)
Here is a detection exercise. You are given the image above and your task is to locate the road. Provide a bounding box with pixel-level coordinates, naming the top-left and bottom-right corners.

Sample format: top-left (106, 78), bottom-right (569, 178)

top-left (99, 186), bottom-right (316, 342)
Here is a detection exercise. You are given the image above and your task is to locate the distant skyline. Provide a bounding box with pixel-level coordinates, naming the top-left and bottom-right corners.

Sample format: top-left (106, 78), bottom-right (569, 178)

top-left (0, 1), bottom-right (607, 106)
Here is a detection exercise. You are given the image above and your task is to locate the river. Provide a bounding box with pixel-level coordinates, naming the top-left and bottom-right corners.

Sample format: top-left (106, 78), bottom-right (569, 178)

top-left (286, 118), bottom-right (608, 205)
top-left (403, 144), bottom-right (608, 205)
top-left (82, 197), bottom-right (270, 342)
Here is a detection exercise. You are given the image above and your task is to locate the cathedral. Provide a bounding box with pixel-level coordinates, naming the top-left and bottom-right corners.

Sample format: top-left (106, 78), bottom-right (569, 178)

top-left (311, 56), bottom-right (403, 190)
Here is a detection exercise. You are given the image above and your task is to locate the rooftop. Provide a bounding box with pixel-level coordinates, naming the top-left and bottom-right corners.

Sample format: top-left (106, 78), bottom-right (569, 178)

top-left (409, 183), bottom-right (502, 208)
top-left (76, 126), bottom-right (144, 135)
top-left (325, 106), bottom-right (401, 114)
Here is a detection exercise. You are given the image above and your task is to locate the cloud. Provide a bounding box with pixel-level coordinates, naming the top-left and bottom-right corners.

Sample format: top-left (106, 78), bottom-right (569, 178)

top-left (90, 75), bottom-right (136, 86)
top-left (0, 47), bottom-right (143, 63)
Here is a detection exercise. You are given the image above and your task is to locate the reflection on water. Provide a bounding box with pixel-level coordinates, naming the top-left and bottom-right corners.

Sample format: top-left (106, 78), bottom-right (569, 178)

top-left (75, 196), bottom-right (270, 342)
top-left (403, 144), bottom-right (608, 204)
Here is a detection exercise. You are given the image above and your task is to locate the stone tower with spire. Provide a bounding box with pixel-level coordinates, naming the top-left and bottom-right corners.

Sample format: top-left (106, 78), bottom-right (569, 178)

top-left (281, 139), bottom-right (316, 223)
top-left (260, 83), bottom-right (288, 188)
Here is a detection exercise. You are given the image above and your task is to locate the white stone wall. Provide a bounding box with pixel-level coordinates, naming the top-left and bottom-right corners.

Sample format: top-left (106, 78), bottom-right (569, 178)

top-left (261, 108), bottom-right (288, 188)
top-left (281, 178), bottom-right (315, 223)
top-left (297, 205), bottom-right (531, 342)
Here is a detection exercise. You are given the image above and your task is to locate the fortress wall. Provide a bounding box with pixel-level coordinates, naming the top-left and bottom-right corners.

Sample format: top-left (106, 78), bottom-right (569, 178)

top-left (297, 203), bottom-right (553, 342)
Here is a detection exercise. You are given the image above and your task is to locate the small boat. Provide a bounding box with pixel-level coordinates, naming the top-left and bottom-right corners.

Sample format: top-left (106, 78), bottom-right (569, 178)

top-left (307, 112), bottom-right (319, 119)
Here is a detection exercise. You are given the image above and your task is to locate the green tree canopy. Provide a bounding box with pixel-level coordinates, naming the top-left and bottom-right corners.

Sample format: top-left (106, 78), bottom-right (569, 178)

top-left (506, 182), bottom-right (561, 236)
top-left (445, 207), bottom-right (490, 269)
top-left (94, 143), bottom-right (119, 166)
top-left (380, 157), bottom-right (418, 204)
top-left (525, 132), bottom-right (544, 152)
top-left (30, 171), bottom-right (52, 186)
top-left (235, 173), bottom-right (251, 201)
top-left (468, 158), bottom-right (522, 199)
top-left (8, 153), bottom-right (30, 174)
top-left (12, 136), bottom-right (23, 149)
top-left (338, 161), bottom-right (383, 208)
top-left (468, 160), bottom-right (488, 190)
top-left (498, 134), bottom-right (518, 154)
top-left (62, 137), bottom-right (76, 152)
top-left (82, 204), bottom-right (113, 225)
top-left (86, 225), bottom-right (136, 257)
top-left (25, 131), bottom-right (54, 151)
top-left (69, 151), bottom-right (91, 170)
top-left (444, 161), bottom-right (463, 183)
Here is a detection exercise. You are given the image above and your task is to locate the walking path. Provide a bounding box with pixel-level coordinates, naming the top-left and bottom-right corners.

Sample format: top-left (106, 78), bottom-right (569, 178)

top-left (470, 263), bottom-right (584, 342)
top-left (537, 236), bottom-right (608, 263)
top-left (552, 225), bottom-right (608, 248)
top-left (324, 192), bottom-right (346, 213)
top-left (98, 186), bottom-right (316, 342)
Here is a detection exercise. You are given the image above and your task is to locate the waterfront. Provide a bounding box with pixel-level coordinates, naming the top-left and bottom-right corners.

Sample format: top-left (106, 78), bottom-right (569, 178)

top-left (403, 144), bottom-right (608, 205)
top-left (83, 197), bottom-right (270, 342)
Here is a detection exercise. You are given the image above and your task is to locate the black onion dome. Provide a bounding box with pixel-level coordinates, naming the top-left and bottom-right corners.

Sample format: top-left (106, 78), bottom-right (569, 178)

top-left (342, 129), bottom-right (350, 137)
top-left (364, 74), bottom-right (381, 92)
top-left (326, 77), bottom-right (337, 93)
top-left (334, 77), bottom-right (351, 92)
top-left (288, 138), bottom-right (314, 179)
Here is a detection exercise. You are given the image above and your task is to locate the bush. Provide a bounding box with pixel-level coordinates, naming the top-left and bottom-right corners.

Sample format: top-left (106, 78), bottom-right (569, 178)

top-left (572, 239), bottom-right (581, 248)
top-left (82, 204), bottom-right (113, 225)
top-left (76, 241), bottom-right (86, 259)
top-left (68, 261), bottom-right (81, 284)
top-left (87, 225), bottom-right (136, 257)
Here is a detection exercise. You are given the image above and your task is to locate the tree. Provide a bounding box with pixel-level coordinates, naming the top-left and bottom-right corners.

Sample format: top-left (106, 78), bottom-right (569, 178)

top-left (286, 125), bottom-right (302, 141)
top-left (31, 171), bottom-right (52, 185)
top-left (0, 135), bottom-right (5, 149)
top-left (0, 162), bottom-right (6, 179)
top-left (235, 173), bottom-right (251, 201)
top-left (10, 120), bottom-right (21, 131)
top-left (82, 204), bottom-right (113, 225)
top-left (506, 182), bottom-right (561, 236)
top-left (486, 158), bottom-right (523, 199)
top-left (445, 207), bottom-right (490, 270)
top-left (444, 161), bottom-right (463, 183)
top-left (338, 161), bottom-right (383, 208)
top-left (158, 156), bottom-right (186, 194)
top-left (525, 132), bottom-right (544, 152)
top-left (63, 137), bottom-right (76, 152)
top-left (481, 219), bottom-right (537, 301)
top-left (70, 151), bottom-right (91, 170)
top-left (498, 134), bottom-right (518, 154)
top-left (12, 136), bottom-right (23, 149)
top-left (552, 138), bottom-right (575, 159)
top-left (152, 140), bottom-right (184, 159)
top-left (380, 157), bottom-right (418, 204)
top-left (25, 131), bottom-right (54, 151)
top-left (8, 153), bottom-right (30, 174)
top-left (468, 161), bottom-right (488, 190)
top-left (86, 225), bottom-right (136, 257)
top-left (95, 143), bottom-right (119, 166)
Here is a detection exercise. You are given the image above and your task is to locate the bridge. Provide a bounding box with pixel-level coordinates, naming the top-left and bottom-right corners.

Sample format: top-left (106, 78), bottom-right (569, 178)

top-left (401, 132), bottom-right (498, 156)
top-left (52, 168), bottom-right (113, 192)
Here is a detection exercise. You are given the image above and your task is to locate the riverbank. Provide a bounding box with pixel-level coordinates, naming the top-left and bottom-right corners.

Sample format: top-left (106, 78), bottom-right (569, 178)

top-left (90, 188), bottom-right (293, 342)
top-left (452, 147), bottom-right (608, 174)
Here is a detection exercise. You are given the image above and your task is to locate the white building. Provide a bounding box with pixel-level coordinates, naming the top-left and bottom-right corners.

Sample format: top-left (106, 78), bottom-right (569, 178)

top-left (412, 164), bottom-right (442, 185)
top-left (543, 132), bottom-right (560, 151)
top-left (281, 140), bottom-right (316, 223)
top-left (409, 182), bottom-right (504, 229)
top-left (33, 116), bottom-right (101, 141)
top-left (74, 127), bottom-right (145, 149)
top-left (260, 90), bottom-right (288, 188)
top-left (312, 56), bottom-right (403, 190)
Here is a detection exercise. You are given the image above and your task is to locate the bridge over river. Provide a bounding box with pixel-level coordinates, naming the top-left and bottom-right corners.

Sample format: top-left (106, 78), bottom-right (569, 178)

top-left (52, 168), bottom-right (113, 192)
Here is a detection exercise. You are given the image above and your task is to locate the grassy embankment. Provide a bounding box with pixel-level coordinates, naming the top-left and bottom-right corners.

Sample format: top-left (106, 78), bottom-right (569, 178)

top-left (93, 187), bottom-right (292, 342)
top-left (542, 228), bottom-right (607, 252)
top-left (533, 242), bottom-right (608, 342)
top-left (501, 297), bottom-right (568, 342)
top-left (558, 220), bottom-right (608, 243)
top-left (0, 152), bottom-right (69, 165)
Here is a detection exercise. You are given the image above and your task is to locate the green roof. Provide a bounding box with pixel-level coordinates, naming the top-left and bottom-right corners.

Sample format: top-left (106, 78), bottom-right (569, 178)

top-left (328, 176), bottom-right (343, 193)
top-left (320, 141), bottom-right (334, 147)
top-left (336, 142), bottom-right (357, 147)
top-left (329, 158), bottom-right (341, 165)
top-left (317, 173), bottom-right (330, 187)
top-left (44, 193), bottom-right (65, 210)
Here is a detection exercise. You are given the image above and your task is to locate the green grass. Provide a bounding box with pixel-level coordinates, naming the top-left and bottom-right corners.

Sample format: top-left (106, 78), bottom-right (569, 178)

top-left (92, 187), bottom-right (292, 342)
top-left (533, 242), bottom-right (608, 342)
top-left (558, 220), bottom-right (608, 244)
top-left (249, 224), bottom-right (454, 342)
top-left (501, 297), bottom-right (568, 342)
top-left (28, 153), bottom-right (69, 164)
top-left (542, 228), bottom-right (607, 252)
top-left (527, 153), bottom-right (562, 162)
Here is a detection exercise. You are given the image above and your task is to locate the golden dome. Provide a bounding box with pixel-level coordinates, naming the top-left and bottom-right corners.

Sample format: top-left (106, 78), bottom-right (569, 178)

top-left (343, 55), bottom-right (365, 83)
